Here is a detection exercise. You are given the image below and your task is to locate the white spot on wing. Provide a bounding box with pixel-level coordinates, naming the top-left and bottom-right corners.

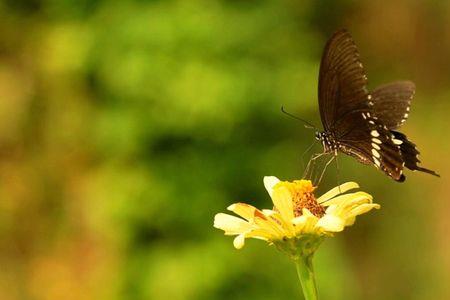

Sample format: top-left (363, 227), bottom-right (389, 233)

top-left (372, 138), bottom-right (382, 144)
top-left (371, 130), bottom-right (380, 137)
top-left (372, 149), bottom-right (381, 158)
top-left (372, 142), bottom-right (381, 150)
top-left (373, 157), bottom-right (381, 168)
top-left (393, 139), bottom-right (403, 145)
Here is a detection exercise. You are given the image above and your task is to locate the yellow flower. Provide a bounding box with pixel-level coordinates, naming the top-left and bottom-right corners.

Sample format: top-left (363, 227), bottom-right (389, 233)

top-left (214, 176), bottom-right (379, 250)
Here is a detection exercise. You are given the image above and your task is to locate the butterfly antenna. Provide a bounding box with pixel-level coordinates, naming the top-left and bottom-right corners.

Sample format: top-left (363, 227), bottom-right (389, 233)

top-left (281, 106), bottom-right (318, 130)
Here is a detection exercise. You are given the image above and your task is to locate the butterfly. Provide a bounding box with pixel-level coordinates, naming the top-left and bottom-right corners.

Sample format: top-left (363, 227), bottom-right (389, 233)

top-left (313, 29), bottom-right (439, 182)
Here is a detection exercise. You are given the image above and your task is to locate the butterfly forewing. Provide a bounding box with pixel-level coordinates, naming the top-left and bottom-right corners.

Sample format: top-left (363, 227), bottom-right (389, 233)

top-left (318, 29), bottom-right (369, 131)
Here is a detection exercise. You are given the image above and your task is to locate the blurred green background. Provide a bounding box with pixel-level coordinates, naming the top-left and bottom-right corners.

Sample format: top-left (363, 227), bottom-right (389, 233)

top-left (0, 0), bottom-right (449, 299)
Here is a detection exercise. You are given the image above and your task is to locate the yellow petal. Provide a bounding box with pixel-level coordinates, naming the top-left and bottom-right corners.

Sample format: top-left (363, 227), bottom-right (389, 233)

top-left (214, 213), bottom-right (253, 234)
top-left (292, 215), bottom-right (306, 227)
top-left (342, 193), bottom-right (373, 206)
top-left (321, 191), bottom-right (372, 207)
top-left (262, 209), bottom-right (277, 216)
top-left (234, 229), bottom-right (274, 249)
top-left (317, 182), bottom-right (360, 204)
top-left (335, 195), bottom-right (374, 216)
top-left (316, 215), bottom-right (345, 232)
top-left (348, 203), bottom-right (380, 218)
top-left (227, 203), bottom-right (256, 220)
top-left (253, 211), bottom-right (284, 239)
top-left (292, 208), bottom-right (318, 233)
top-left (262, 209), bottom-right (284, 223)
top-left (246, 229), bottom-right (272, 240)
top-left (233, 234), bottom-right (246, 249)
top-left (264, 176), bottom-right (280, 198)
top-left (292, 216), bottom-right (308, 233)
top-left (271, 186), bottom-right (294, 223)
top-left (345, 216), bottom-right (356, 226)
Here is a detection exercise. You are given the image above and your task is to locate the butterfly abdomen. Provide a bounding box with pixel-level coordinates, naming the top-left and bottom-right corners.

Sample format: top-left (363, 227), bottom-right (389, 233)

top-left (339, 144), bottom-right (372, 165)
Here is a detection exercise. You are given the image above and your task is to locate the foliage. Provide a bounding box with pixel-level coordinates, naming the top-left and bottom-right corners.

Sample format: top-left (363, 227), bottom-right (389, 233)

top-left (0, 1), bottom-right (448, 299)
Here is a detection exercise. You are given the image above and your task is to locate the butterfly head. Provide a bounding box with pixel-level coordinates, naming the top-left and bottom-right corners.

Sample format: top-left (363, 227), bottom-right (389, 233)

top-left (315, 131), bottom-right (337, 153)
top-left (314, 131), bottom-right (322, 141)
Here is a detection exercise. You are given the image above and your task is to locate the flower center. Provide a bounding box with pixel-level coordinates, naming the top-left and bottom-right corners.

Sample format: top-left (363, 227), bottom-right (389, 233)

top-left (276, 180), bottom-right (325, 218)
top-left (292, 188), bottom-right (325, 218)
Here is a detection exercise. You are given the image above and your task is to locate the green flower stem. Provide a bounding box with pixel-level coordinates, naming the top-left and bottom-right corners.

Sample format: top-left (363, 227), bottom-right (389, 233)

top-left (295, 255), bottom-right (318, 300)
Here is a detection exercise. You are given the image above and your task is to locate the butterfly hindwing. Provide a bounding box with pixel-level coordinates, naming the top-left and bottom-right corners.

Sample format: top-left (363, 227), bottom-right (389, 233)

top-left (338, 115), bottom-right (405, 181)
top-left (370, 81), bottom-right (415, 129)
top-left (391, 131), bottom-right (440, 177)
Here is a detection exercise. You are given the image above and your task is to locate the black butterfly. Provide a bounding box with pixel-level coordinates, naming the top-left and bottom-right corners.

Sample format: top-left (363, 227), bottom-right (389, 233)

top-left (313, 29), bottom-right (439, 182)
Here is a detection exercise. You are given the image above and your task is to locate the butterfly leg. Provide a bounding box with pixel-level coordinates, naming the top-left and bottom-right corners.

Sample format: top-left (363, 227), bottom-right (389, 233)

top-left (300, 138), bottom-right (319, 175)
top-left (303, 152), bottom-right (327, 181)
top-left (303, 152), bottom-right (321, 179)
top-left (335, 152), bottom-right (341, 193)
top-left (315, 154), bottom-right (335, 186)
